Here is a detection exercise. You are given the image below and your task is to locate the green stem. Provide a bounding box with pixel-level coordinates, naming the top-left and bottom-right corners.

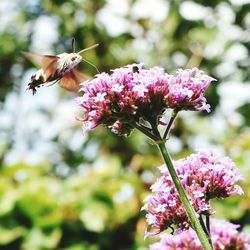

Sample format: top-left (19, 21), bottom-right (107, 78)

top-left (133, 122), bottom-right (160, 142)
top-left (206, 215), bottom-right (210, 235)
top-left (199, 216), bottom-right (209, 236)
top-left (157, 142), bottom-right (213, 250)
top-left (199, 216), bottom-right (213, 248)
top-left (163, 110), bottom-right (179, 140)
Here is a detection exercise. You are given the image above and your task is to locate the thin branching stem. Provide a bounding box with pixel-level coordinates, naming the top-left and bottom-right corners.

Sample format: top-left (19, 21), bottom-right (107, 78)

top-left (163, 110), bottom-right (179, 140)
top-left (200, 216), bottom-right (213, 247)
top-left (133, 122), bottom-right (160, 142)
top-left (206, 215), bottom-right (211, 238)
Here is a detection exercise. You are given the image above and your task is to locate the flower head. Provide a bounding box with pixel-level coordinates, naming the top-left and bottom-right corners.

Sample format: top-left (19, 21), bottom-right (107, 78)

top-left (143, 150), bottom-right (243, 236)
top-left (167, 68), bottom-right (215, 112)
top-left (77, 64), bottom-right (214, 136)
top-left (150, 219), bottom-right (250, 250)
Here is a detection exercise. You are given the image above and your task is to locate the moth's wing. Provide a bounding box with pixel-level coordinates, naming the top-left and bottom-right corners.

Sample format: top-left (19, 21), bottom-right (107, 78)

top-left (58, 68), bottom-right (90, 92)
top-left (72, 68), bottom-right (91, 83)
top-left (23, 52), bottom-right (59, 80)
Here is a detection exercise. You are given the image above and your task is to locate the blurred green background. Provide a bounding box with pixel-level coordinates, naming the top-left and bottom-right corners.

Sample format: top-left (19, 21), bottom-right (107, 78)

top-left (0, 0), bottom-right (250, 249)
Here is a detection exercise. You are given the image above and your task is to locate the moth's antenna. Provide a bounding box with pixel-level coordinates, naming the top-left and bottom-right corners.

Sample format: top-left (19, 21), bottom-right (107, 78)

top-left (72, 38), bottom-right (76, 52)
top-left (77, 44), bottom-right (99, 55)
top-left (82, 58), bottom-right (100, 74)
top-left (77, 44), bottom-right (99, 73)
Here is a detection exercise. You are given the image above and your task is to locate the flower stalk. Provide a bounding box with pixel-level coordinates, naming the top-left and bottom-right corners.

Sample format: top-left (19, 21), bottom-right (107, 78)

top-left (157, 141), bottom-right (213, 250)
top-left (163, 109), bottom-right (179, 140)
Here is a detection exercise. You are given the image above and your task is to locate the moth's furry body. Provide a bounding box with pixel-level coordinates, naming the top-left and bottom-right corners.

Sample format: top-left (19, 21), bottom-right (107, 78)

top-left (55, 53), bottom-right (82, 73)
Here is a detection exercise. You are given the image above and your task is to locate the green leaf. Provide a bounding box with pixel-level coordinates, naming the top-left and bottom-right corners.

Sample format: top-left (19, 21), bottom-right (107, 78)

top-left (22, 228), bottom-right (61, 250)
top-left (0, 226), bottom-right (26, 245)
top-left (80, 201), bottom-right (110, 233)
top-left (0, 190), bottom-right (17, 216)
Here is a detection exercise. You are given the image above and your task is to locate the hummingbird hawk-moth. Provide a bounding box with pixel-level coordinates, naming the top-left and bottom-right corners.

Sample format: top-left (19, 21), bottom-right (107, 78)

top-left (23, 43), bottom-right (99, 94)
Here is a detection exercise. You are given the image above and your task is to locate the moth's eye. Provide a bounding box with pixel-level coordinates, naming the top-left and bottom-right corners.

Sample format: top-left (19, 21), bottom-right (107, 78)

top-left (71, 56), bottom-right (77, 61)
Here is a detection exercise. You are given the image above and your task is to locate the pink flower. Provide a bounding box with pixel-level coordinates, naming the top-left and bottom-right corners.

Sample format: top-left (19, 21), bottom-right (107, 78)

top-left (77, 64), bottom-right (214, 136)
top-left (150, 219), bottom-right (250, 250)
top-left (143, 150), bottom-right (243, 236)
top-left (167, 68), bottom-right (215, 112)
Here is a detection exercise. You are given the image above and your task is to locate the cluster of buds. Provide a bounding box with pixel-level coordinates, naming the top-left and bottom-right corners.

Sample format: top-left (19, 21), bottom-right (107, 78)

top-left (76, 64), bottom-right (214, 136)
top-left (150, 219), bottom-right (250, 250)
top-left (142, 150), bottom-right (244, 236)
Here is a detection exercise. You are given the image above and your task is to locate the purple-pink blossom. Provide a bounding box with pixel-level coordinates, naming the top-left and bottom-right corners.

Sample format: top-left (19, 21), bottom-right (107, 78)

top-left (150, 219), bottom-right (250, 250)
top-left (167, 68), bottom-right (214, 112)
top-left (142, 150), bottom-right (243, 236)
top-left (76, 64), bottom-right (214, 136)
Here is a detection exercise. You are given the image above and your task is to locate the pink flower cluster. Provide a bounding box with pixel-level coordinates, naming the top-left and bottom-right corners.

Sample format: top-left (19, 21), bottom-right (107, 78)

top-left (142, 150), bottom-right (243, 236)
top-left (150, 219), bottom-right (250, 250)
top-left (76, 64), bottom-right (214, 135)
